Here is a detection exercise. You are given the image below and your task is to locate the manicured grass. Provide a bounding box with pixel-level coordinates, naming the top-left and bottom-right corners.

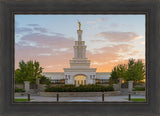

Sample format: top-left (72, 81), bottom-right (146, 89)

top-left (125, 98), bottom-right (146, 102)
top-left (14, 98), bottom-right (34, 102)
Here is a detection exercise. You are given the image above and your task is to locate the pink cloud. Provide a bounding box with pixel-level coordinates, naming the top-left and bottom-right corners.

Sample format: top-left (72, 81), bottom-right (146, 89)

top-left (15, 33), bottom-right (144, 72)
top-left (97, 31), bottom-right (142, 42)
top-left (20, 33), bottom-right (74, 49)
top-left (15, 45), bottom-right (73, 72)
top-left (15, 42), bottom-right (143, 72)
top-left (15, 33), bottom-right (75, 71)
top-left (86, 44), bottom-right (140, 72)
top-left (15, 27), bottom-right (33, 34)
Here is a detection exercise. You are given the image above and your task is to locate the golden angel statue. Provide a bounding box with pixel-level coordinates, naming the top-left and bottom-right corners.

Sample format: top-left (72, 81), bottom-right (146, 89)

top-left (78, 21), bottom-right (81, 30)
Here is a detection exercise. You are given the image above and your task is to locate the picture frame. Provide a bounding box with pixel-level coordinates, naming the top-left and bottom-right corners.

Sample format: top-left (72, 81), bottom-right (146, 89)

top-left (0, 0), bottom-right (160, 116)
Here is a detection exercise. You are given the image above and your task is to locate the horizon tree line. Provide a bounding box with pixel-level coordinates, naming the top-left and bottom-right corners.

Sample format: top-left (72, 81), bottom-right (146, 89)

top-left (109, 58), bottom-right (145, 84)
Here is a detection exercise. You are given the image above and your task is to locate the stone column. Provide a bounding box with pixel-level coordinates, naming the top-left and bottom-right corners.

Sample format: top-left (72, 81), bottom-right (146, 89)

top-left (128, 81), bottom-right (134, 92)
top-left (82, 46), bottom-right (86, 58)
top-left (77, 30), bottom-right (83, 41)
top-left (70, 76), bottom-right (74, 85)
top-left (65, 79), bottom-right (68, 84)
top-left (113, 84), bottom-right (119, 91)
top-left (74, 46), bottom-right (78, 58)
top-left (24, 81), bottom-right (30, 93)
top-left (119, 78), bottom-right (123, 90)
top-left (36, 78), bottom-right (40, 89)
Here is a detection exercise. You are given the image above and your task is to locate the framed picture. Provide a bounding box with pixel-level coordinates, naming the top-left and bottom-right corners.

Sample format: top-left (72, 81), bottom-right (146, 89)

top-left (0, 0), bottom-right (160, 116)
top-left (14, 14), bottom-right (146, 103)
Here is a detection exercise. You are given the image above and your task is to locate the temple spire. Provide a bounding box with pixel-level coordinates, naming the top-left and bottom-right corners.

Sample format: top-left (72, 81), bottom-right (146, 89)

top-left (72, 21), bottom-right (87, 59)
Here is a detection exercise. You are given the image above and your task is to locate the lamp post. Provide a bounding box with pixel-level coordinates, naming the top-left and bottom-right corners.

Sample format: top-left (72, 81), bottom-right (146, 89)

top-left (102, 92), bottom-right (104, 102)
top-left (57, 93), bottom-right (59, 102)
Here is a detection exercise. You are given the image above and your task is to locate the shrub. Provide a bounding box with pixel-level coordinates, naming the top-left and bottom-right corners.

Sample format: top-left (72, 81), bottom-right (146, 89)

top-left (15, 88), bottom-right (25, 92)
top-left (39, 76), bottom-right (51, 85)
top-left (133, 87), bottom-right (145, 91)
top-left (45, 84), bottom-right (114, 92)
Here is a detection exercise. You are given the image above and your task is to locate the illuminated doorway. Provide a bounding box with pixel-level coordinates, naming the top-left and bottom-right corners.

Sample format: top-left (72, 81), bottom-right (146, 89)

top-left (74, 75), bottom-right (86, 86)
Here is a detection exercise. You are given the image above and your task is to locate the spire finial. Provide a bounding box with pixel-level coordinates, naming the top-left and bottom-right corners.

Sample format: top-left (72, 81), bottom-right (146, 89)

top-left (78, 21), bottom-right (81, 30)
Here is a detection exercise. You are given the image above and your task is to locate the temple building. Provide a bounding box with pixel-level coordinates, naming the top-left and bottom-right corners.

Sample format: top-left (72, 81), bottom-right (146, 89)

top-left (43, 22), bottom-right (110, 86)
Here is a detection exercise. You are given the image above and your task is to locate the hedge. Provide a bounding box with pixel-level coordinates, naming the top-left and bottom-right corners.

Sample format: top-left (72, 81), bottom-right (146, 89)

top-left (133, 87), bottom-right (145, 91)
top-left (15, 88), bottom-right (25, 92)
top-left (45, 84), bottom-right (114, 92)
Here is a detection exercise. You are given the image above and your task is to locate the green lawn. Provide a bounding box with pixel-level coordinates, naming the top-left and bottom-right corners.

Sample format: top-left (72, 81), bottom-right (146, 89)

top-left (14, 98), bottom-right (34, 102)
top-left (125, 98), bottom-right (146, 102)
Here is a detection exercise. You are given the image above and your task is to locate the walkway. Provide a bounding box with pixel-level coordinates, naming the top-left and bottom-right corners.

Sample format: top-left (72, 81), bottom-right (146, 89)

top-left (15, 95), bottom-right (145, 102)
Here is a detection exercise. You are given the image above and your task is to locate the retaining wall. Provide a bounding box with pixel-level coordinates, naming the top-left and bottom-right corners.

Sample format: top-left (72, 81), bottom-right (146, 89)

top-left (39, 91), bottom-right (121, 97)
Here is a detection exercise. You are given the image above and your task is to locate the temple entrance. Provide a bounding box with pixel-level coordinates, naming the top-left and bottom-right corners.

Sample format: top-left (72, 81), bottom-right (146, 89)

top-left (74, 75), bottom-right (86, 86)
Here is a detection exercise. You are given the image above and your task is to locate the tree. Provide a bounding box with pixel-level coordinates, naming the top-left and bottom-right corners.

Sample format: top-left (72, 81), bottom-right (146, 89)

top-left (110, 58), bottom-right (145, 84)
top-left (109, 64), bottom-right (127, 84)
top-left (124, 59), bottom-right (145, 82)
top-left (15, 60), bottom-right (49, 84)
top-left (109, 66), bottom-right (119, 84)
top-left (117, 64), bottom-right (127, 79)
top-left (15, 69), bottom-right (24, 84)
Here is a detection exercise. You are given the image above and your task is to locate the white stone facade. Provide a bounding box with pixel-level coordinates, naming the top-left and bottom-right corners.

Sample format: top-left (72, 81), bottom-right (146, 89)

top-left (42, 26), bottom-right (110, 85)
top-left (63, 28), bottom-right (97, 85)
top-left (42, 72), bottom-right (110, 84)
top-left (64, 69), bottom-right (97, 85)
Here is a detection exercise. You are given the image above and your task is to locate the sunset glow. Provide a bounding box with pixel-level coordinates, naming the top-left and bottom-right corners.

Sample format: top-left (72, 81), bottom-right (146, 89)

top-left (15, 15), bottom-right (145, 72)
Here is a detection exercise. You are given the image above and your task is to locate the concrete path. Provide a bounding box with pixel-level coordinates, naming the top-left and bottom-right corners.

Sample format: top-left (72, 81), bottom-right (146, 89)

top-left (15, 95), bottom-right (145, 102)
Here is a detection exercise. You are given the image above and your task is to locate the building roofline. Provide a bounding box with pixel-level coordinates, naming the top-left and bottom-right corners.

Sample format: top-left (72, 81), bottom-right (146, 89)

top-left (42, 72), bottom-right (64, 74)
top-left (96, 72), bottom-right (111, 73)
top-left (43, 72), bottom-right (110, 73)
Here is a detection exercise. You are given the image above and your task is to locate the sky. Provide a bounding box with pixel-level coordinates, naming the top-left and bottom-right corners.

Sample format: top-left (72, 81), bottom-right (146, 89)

top-left (15, 14), bottom-right (145, 72)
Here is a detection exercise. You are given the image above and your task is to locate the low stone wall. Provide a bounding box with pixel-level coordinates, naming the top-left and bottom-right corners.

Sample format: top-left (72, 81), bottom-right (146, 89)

top-left (132, 91), bottom-right (145, 96)
top-left (39, 84), bottom-right (47, 91)
top-left (15, 84), bottom-right (24, 89)
top-left (121, 90), bottom-right (145, 96)
top-left (39, 91), bottom-right (121, 97)
top-left (113, 84), bottom-right (120, 91)
top-left (15, 92), bottom-right (26, 97)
